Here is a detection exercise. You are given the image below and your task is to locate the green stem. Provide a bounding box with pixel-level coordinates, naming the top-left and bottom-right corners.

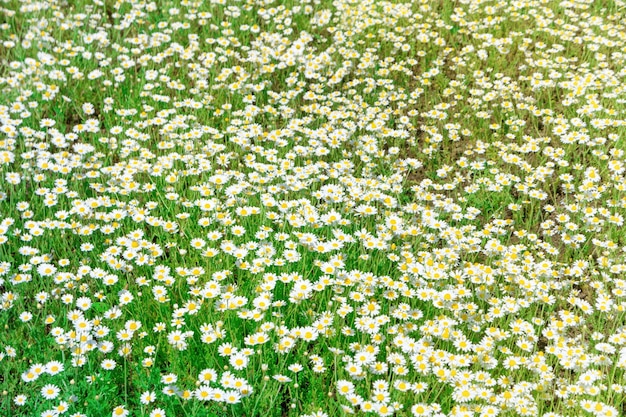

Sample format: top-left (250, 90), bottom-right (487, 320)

top-left (124, 357), bottom-right (128, 403)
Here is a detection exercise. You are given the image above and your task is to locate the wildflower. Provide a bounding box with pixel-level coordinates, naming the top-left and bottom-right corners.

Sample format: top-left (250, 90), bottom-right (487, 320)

top-left (190, 238), bottom-right (206, 249)
top-left (224, 390), bottom-right (241, 404)
top-left (80, 241), bottom-right (95, 252)
top-left (198, 368), bottom-right (217, 384)
top-left (288, 363), bottom-right (303, 373)
top-left (101, 359), bottom-right (117, 370)
top-left (336, 380), bottom-right (355, 396)
top-left (195, 386), bottom-right (212, 401)
top-left (230, 352), bottom-right (249, 370)
top-left (55, 401), bottom-right (69, 414)
top-left (19, 311), bottom-right (32, 322)
top-left (210, 388), bottom-right (226, 402)
top-left (37, 263), bottom-right (57, 276)
top-left (412, 404), bottom-right (431, 417)
top-left (149, 408), bottom-right (166, 417)
top-left (161, 373), bottom-right (178, 384)
top-left (218, 343), bottom-right (236, 356)
top-left (45, 361), bottom-right (64, 375)
top-left (41, 384), bottom-right (60, 400)
top-left (140, 391), bottom-right (156, 405)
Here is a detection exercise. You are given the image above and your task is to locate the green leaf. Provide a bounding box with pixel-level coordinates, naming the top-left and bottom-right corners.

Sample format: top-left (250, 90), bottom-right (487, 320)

top-left (92, 302), bottom-right (108, 313)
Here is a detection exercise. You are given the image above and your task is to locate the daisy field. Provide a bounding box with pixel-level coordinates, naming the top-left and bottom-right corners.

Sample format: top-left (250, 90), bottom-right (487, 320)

top-left (1, 0), bottom-right (626, 417)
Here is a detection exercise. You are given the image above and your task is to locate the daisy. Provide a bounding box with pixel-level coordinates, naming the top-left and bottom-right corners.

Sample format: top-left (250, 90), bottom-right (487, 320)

top-left (230, 352), bottom-right (249, 370)
top-left (218, 343), bottom-right (236, 356)
top-left (14, 394), bottom-right (27, 406)
top-left (19, 311), bottom-right (32, 322)
top-left (45, 360), bottom-right (64, 375)
top-left (55, 401), bottom-right (69, 414)
top-left (140, 391), bottom-right (156, 405)
top-left (224, 390), bottom-right (242, 404)
top-left (149, 408), bottom-right (166, 417)
top-left (161, 373), bottom-right (178, 384)
top-left (411, 404), bottom-right (432, 417)
top-left (41, 384), bottom-right (60, 400)
top-left (273, 374), bottom-right (292, 383)
top-left (37, 263), bottom-right (57, 276)
top-left (198, 368), bottom-right (217, 384)
top-left (288, 363), bottom-right (304, 373)
top-left (336, 380), bottom-right (355, 396)
top-left (210, 388), bottom-right (226, 402)
top-left (190, 238), bottom-right (206, 249)
top-left (111, 406), bottom-right (129, 417)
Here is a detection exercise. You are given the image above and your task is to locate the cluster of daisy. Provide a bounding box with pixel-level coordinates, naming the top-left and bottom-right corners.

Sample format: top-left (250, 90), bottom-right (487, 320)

top-left (2, 0), bottom-right (626, 416)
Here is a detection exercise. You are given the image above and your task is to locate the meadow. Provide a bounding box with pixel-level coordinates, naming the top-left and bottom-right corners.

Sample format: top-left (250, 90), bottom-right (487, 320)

top-left (1, 0), bottom-right (626, 416)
